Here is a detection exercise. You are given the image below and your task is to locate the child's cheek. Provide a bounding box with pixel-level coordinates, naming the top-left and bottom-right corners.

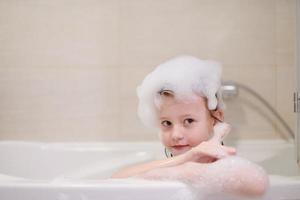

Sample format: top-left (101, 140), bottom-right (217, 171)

top-left (158, 131), bottom-right (169, 146)
top-left (189, 130), bottom-right (211, 147)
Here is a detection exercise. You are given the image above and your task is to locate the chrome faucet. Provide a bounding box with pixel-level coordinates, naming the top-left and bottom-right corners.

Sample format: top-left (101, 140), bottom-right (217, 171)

top-left (222, 81), bottom-right (294, 139)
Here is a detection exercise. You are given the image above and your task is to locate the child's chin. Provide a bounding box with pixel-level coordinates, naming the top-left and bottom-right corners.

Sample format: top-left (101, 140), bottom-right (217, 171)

top-left (171, 146), bottom-right (191, 156)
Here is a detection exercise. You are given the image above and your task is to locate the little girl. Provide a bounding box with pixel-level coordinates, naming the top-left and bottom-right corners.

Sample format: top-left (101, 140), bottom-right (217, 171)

top-left (112, 55), bottom-right (268, 197)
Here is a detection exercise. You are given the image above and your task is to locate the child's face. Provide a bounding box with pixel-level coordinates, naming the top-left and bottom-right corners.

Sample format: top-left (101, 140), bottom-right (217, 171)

top-left (158, 95), bottom-right (218, 156)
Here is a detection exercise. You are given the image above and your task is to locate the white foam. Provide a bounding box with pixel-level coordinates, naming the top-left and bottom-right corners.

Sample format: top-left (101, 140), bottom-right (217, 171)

top-left (137, 55), bottom-right (224, 128)
top-left (135, 156), bottom-right (269, 198)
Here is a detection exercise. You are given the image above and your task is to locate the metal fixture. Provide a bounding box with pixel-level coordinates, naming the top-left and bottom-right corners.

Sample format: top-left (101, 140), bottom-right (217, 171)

top-left (221, 81), bottom-right (295, 139)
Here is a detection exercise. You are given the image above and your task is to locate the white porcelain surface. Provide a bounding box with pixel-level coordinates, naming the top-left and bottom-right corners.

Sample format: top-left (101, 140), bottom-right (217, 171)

top-left (0, 140), bottom-right (299, 200)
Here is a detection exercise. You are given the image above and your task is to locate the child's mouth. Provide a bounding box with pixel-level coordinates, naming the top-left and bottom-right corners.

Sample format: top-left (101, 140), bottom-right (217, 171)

top-left (172, 145), bottom-right (190, 151)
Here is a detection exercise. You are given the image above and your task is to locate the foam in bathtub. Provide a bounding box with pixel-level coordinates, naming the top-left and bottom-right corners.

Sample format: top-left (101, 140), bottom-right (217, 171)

top-left (134, 123), bottom-right (269, 199)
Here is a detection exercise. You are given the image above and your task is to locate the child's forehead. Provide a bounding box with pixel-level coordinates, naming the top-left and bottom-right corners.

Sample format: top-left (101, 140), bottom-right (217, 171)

top-left (158, 96), bottom-right (210, 119)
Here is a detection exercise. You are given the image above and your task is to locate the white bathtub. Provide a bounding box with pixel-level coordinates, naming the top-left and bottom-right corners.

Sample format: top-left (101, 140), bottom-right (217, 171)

top-left (0, 140), bottom-right (299, 200)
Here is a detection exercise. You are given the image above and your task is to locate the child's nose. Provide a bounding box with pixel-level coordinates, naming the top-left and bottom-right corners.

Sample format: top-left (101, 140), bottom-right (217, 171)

top-left (172, 125), bottom-right (184, 141)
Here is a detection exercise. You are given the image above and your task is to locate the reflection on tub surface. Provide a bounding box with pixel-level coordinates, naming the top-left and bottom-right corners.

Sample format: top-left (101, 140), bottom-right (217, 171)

top-left (0, 142), bottom-right (155, 180)
top-left (0, 140), bottom-right (300, 200)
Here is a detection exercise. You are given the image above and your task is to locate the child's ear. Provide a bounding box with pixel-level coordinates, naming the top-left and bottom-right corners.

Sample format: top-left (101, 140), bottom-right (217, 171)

top-left (211, 109), bottom-right (224, 125)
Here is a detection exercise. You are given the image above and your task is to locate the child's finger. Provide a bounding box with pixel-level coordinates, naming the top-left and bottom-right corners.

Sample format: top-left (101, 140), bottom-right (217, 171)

top-left (198, 146), bottom-right (228, 160)
top-left (225, 146), bottom-right (236, 155)
top-left (219, 145), bottom-right (236, 154)
top-left (205, 146), bottom-right (236, 159)
top-left (189, 142), bottom-right (236, 162)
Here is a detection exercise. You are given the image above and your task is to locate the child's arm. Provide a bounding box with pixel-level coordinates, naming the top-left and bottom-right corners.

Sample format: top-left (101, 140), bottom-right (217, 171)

top-left (136, 157), bottom-right (268, 197)
top-left (111, 123), bottom-right (235, 178)
top-left (112, 143), bottom-right (235, 178)
top-left (111, 152), bottom-right (189, 178)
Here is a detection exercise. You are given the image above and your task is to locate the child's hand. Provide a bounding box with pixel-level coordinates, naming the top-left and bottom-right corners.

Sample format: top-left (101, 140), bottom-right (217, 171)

top-left (184, 122), bottom-right (236, 163)
top-left (209, 122), bottom-right (231, 144)
top-left (186, 141), bottom-right (236, 163)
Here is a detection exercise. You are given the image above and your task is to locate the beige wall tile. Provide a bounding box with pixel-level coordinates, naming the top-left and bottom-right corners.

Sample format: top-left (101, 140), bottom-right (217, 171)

top-left (275, 0), bottom-right (296, 139)
top-left (0, 0), bottom-right (119, 68)
top-left (119, 66), bottom-right (155, 100)
top-left (223, 65), bottom-right (277, 107)
top-left (0, 0), bottom-right (296, 141)
top-left (222, 65), bottom-right (283, 139)
top-left (276, 65), bottom-right (296, 137)
top-left (224, 98), bottom-right (284, 140)
top-left (119, 0), bottom-right (276, 67)
top-left (119, 66), bottom-right (158, 141)
top-left (0, 67), bottom-right (120, 141)
top-left (276, 0), bottom-right (296, 67)
top-left (119, 98), bottom-right (158, 141)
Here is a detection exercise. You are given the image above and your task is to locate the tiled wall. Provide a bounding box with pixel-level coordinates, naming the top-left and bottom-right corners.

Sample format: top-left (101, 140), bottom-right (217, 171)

top-left (0, 0), bottom-right (296, 141)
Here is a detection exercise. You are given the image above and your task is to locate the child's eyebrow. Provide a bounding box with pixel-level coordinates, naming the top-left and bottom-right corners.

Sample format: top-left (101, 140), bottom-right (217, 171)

top-left (159, 117), bottom-right (169, 120)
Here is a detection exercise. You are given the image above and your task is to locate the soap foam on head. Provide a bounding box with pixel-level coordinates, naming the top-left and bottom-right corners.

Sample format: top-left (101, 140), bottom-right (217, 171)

top-left (137, 55), bottom-right (225, 128)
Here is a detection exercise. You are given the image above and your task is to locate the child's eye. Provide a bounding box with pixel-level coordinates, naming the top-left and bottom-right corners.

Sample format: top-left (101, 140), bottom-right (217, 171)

top-left (183, 118), bottom-right (195, 125)
top-left (161, 120), bottom-right (172, 127)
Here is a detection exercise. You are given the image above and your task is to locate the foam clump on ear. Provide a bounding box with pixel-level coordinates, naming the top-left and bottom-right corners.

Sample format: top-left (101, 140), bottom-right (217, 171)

top-left (137, 55), bottom-right (224, 128)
